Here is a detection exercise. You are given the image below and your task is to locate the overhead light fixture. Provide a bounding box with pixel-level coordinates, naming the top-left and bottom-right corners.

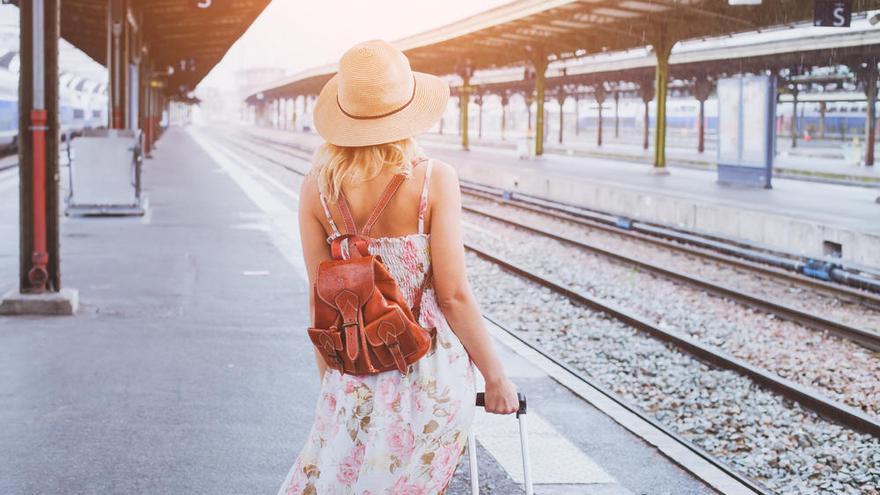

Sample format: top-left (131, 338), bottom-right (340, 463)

top-left (728, 0), bottom-right (762, 4)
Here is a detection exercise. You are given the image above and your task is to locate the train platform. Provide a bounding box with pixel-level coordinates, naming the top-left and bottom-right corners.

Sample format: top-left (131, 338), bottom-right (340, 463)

top-left (0, 127), bottom-right (735, 494)
top-left (245, 126), bottom-right (880, 271)
top-left (418, 133), bottom-right (880, 187)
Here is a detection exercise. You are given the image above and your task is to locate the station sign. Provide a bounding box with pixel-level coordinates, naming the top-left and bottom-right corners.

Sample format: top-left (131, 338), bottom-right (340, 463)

top-left (814, 0), bottom-right (852, 27)
top-left (716, 75), bottom-right (777, 188)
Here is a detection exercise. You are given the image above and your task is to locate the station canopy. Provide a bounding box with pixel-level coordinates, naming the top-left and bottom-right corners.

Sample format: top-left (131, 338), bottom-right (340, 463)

top-left (247, 0), bottom-right (880, 102)
top-left (44, 0), bottom-right (271, 95)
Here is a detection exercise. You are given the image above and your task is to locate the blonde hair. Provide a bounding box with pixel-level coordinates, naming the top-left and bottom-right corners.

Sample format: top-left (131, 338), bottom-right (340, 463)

top-left (311, 137), bottom-right (424, 202)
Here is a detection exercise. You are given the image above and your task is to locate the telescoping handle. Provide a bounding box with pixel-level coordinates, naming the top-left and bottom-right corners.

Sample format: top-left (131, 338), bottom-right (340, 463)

top-left (475, 392), bottom-right (527, 417)
top-left (472, 391), bottom-right (533, 495)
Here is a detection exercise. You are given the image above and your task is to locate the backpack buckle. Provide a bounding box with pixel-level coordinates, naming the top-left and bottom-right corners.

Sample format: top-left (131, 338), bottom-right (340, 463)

top-left (381, 331), bottom-right (408, 375)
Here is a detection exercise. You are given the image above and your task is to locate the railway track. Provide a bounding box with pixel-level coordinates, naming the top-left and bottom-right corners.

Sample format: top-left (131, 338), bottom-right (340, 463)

top-left (218, 129), bottom-right (880, 494)
top-left (461, 201), bottom-right (880, 352)
top-left (481, 312), bottom-right (774, 495)
top-left (464, 243), bottom-right (880, 438)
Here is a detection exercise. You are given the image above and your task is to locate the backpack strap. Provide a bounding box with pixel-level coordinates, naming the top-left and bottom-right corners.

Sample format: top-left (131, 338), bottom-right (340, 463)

top-left (411, 271), bottom-right (431, 321)
top-left (335, 159), bottom-right (426, 237)
top-left (360, 174), bottom-right (407, 237)
top-left (417, 159), bottom-right (433, 235)
top-left (335, 192), bottom-right (359, 235)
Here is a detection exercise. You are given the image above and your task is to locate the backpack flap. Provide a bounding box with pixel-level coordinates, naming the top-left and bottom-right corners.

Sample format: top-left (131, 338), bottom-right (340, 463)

top-left (316, 255), bottom-right (376, 364)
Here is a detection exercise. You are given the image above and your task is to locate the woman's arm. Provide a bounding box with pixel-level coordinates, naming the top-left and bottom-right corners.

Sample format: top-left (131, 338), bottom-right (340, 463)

top-left (427, 161), bottom-right (519, 414)
top-left (299, 175), bottom-right (331, 381)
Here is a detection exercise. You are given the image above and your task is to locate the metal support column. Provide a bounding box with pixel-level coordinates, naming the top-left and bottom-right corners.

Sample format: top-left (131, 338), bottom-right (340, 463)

top-left (500, 92), bottom-right (509, 141)
top-left (556, 89), bottom-right (565, 144)
top-left (790, 86), bottom-right (799, 149)
top-left (525, 92), bottom-right (533, 135)
top-left (693, 76), bottom-right (712, 154)
top-left (18, 0), bottom-right (60, 293)
top-left (651, 28), bottom-right (673, 170)
top-left (859, 62), bottom-right (878, 166)
top-left (639, 79), bottom-right (654, 151)
top-left (574, 94), bottom-right (580, 137)
top-left (143, 79), bottom-right (152, 157)
top-left (533, 52), bottom-right (548, 156)
top-left (613, 90), bottom-right (620, 139)
top-left (818, 101), bottom-right (826, 140)
top-left (460, 84), bottom-right (470, 150)
top-left (108, 0), bottom-right (128, 129)
top-left (594, 84), bottom-right (606, 148)
top-left (476, 93), bottom-right (483, 139)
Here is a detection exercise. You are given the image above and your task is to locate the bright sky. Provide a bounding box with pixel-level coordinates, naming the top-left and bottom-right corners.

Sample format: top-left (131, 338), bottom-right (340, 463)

top-left (199, 0), bottom-right (511, 90)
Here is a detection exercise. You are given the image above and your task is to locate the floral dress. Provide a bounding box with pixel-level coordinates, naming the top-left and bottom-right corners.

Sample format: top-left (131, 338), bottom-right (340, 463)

top-left (277, 160), bottom-right (477, 495)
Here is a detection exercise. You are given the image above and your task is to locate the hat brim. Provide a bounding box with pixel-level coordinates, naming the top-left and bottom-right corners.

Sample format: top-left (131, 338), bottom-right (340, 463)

top-left (313, 71), bottom-right (450, 147)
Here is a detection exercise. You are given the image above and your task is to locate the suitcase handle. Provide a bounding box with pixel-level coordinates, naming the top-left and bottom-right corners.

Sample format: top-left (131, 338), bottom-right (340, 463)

top-left (475, 392), bottom-right (527, 417)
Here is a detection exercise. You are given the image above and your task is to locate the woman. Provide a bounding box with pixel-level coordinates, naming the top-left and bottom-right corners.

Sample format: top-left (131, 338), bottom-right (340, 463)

top-left (277, 39), bottom-right (520, 495)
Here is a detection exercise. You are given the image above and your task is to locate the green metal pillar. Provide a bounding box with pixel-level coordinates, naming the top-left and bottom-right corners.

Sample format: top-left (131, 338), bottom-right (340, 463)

top-left (652, 30), bottom-right (673, 171)
top-left (533, 55), bottom-right (548, 156)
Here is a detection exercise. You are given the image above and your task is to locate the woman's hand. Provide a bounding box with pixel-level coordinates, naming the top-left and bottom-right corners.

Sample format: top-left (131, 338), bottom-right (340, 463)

top-left (483, 377), bottom-right (519, 414)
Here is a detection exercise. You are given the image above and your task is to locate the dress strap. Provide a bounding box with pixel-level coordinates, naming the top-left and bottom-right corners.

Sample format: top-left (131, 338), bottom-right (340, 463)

top-left (418, 159), bottom-right (434, 234)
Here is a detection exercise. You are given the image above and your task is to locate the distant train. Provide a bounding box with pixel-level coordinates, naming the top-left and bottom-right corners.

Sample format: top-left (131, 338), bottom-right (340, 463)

top-left (574, 96), bottom-right (876, 138)
top-left (0, 54), bottom-right (108, 150)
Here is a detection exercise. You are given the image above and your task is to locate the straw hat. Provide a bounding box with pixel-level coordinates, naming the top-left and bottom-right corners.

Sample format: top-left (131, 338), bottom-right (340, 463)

top-left (313, 39), bottom-right (450, 147)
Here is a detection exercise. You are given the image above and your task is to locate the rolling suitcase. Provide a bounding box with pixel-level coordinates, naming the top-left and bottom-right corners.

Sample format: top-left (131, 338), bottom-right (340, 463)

top-left (468, 392), bottom-right (533, 495)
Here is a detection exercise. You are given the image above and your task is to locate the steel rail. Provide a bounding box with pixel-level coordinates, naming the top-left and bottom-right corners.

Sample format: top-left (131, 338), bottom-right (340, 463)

top-left (463, 203), bottom-right (880, 352)
top-left (458, 182), bottom-right (880, 293)
top-left (480, 313), bottom-right (774, 495)
top-left (460, 185), bottom-right (880, 308)
top-left (465, 243), bottom-right (880, 439)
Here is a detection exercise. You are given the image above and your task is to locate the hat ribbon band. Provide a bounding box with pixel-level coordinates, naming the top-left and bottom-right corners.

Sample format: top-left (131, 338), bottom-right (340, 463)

top-left (336, 77), bottom-right (417, 120)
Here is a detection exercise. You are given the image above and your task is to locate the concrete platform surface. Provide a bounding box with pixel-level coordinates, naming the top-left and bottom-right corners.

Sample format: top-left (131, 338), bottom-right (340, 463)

top-left (419, 132), bottom-right (880, 186)
top-left (1, 127), bottom-right (714, 494)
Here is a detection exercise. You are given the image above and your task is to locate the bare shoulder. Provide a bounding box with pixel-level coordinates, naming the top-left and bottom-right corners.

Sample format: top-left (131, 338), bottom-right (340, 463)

top-left (299, 170), bottom-right (320, 210)
top-left (428, 159), bottom-right (460, 194)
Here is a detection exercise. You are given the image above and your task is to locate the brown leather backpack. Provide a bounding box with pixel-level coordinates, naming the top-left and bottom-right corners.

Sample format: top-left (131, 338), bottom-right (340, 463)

top-left (307, 167), bottom-right (435, 376)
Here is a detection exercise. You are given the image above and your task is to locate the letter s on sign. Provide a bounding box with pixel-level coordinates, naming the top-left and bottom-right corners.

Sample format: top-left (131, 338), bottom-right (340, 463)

top-left (833, 6), bottom-right (846, 26)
